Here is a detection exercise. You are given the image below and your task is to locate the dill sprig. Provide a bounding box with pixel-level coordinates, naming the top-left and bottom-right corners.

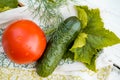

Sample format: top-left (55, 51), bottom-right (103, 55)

top-left (28, 0), bottom-right (74, 36)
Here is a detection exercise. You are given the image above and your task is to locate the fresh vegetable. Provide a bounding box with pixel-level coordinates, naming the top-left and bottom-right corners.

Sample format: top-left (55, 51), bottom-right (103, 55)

top-left (36, 16), bottom-right (81, 77)
top-left (2, 20), bottom-right (47, 64)
top-left (0, 0), bottom-right (18, 12)
top-left (64, 6), bottom-right (120, 71)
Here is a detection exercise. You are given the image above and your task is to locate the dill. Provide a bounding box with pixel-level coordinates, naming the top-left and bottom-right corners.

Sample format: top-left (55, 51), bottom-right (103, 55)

top-left (28, 0), bottom-right (74, 36)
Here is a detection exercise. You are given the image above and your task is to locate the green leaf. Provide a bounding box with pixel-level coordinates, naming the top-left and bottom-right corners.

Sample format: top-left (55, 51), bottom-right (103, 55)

top-left (70, 28), bottom-right (120, 70)
top-left (70, 6), bottom-right (120, 71)
top-left (70, 33), bottom-right (87, 49)
top-left (0, 0), bottom-right (18, 12)
top-left (75, 6), bottom-right (88, 28)
top-left (87, 28), bottom-right (120, 49)
top-left (82, 7), bottom-right (120, 48)
top-left (84, 9), bottom-right (104, 31)
top-left (77, 6), bottom-right (104, 31)
top-left (70, 41), bottom-right (97, 64)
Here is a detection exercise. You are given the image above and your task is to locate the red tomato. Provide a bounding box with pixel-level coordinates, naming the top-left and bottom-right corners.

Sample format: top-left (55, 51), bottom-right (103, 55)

top-left (2, 20), bottom-right (47, 64)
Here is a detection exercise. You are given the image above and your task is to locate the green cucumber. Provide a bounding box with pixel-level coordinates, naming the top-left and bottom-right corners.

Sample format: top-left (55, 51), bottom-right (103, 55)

top-left (36, 16), bottom-right (81, 77)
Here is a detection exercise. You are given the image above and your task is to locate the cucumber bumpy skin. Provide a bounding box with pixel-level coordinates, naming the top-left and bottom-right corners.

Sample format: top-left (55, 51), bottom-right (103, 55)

top-left (36, 16), bottom-right (81, 77)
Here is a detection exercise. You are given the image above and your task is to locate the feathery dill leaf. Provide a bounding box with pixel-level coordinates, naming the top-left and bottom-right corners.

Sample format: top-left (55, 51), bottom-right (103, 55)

top-left (28, 0), bottom-right (74, 36)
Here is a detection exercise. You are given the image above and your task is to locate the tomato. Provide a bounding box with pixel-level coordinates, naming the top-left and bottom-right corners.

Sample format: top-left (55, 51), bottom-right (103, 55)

top-left (2, 20), bottom-right (47, 64)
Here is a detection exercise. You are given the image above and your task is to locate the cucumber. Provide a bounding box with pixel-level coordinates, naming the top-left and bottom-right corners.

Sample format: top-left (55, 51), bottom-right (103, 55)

top-left (36, 16), bottom-right (81, 77)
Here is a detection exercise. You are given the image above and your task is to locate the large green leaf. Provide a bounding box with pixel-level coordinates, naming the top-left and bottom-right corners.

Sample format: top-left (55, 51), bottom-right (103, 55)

top-left (69, 6), bottom-right (120, 71)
